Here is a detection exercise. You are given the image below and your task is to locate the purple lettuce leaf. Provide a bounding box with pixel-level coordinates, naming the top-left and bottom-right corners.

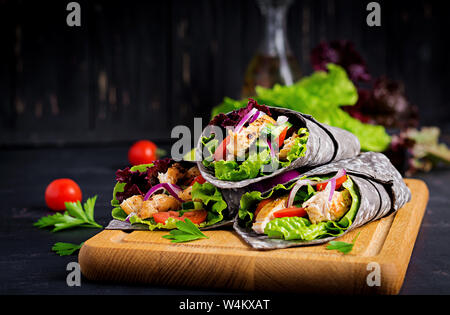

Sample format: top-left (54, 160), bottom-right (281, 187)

top-left (311, 40), bottom-right (371, 84)
top-left (208, 98), bottom-right (271, 129)
top-left (115, 158), bottom-right (173, 203)
top-left (343, 77), bottom-right (419, 129)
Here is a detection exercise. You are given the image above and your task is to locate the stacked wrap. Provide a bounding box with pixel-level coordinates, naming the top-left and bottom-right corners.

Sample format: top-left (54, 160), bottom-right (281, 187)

top-left (107, 101), bottom-right (411, 251)
top-left (197, 106), bottom-right (361, 189)
top-left (232, 152), bottom-right (412, 249)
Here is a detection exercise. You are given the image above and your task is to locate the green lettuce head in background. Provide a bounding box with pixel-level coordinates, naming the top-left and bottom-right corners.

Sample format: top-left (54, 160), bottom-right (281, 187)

top-left (211, 64), bottom-right (391, 152)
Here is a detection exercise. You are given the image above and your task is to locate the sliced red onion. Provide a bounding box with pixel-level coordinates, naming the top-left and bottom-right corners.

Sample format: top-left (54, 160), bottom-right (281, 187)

top-left (287, 179), bottom-right (317, 208)
top-left (143, 183), bottom-right (183, 202)
top-left (276, 115), bottom-right (288, 125)
top-left (314, 169), bottom-right (346, 203)
top-left (234, 108), bottom-right (258, 133)
top-left (248, 110), bottom-right (263, 124)
top-left (165, 183), bottom-right (183, 202)
top-left (125, 212), bottom-right (136, 222)
top-left (327, 178), bottom-right (337, 202)
top-left (318, 169), bottom-right (347, 189)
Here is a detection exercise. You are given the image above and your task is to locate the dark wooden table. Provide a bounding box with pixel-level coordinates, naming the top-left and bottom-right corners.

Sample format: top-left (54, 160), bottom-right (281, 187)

top-left (1, 145), bottom-right (449, 294)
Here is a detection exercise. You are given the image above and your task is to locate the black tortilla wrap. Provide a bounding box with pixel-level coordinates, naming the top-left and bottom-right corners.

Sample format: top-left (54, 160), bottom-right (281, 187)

top-left (105, 160), bottom-right (236, 231)
top-left (197, 106), bottom-right (361, 189)
top-left (232, 152), bottom-right (411, 250)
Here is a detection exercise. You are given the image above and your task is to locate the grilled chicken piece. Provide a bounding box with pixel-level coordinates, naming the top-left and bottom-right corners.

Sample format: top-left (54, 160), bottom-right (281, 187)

top-left (138, 194), bottom-right (181, 219)
top-left (185, 166), bottom-right (201, 183)
top-left (303, 189), bottom-right (352, 224)
top-left (158, 163), bottom-right (186, 185)
top-left (226, 114), bottom-right (276, 158)
top-left (278, 132), bottom-right (299, 161)
top-left (252, 196), bottom-right (289, 234)
top-left (178, 186), bottom-right (193, 202)
top-left (120, 195), bottom-right (144, 215)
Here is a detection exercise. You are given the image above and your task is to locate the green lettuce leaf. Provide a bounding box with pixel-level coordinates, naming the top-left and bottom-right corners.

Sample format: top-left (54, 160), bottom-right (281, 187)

top-left (190, 182), bottom-right (227, 226)
top-left (211, 64), bottom-right (390, 152)
top-left (264, 217), bottom-right (330, 241)
top-left (201, 134), bottom-right (219, 168)
top-left (130, 216), bottom-right (180, 230)
top-left (111, 206), bottom-right (128, 220)
top-left (213, 149), bottom-right (271, 181)
top-left (336, 175), bottom-right (360, 228)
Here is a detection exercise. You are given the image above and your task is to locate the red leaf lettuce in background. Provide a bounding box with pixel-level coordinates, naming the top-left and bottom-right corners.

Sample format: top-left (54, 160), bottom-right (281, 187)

top-left (311, 40), bottom-right (448, 175)
top-left (311, 40), bottom-right (371, 84)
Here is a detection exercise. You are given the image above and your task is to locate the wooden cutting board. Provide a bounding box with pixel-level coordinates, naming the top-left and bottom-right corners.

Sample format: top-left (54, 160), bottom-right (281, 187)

top-left (78, 179), bottom-right (428, 294)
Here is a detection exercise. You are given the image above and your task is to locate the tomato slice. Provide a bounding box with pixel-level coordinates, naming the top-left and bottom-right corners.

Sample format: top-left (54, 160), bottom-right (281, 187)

top-left (277, 126), bottom-right (289, 147)
top-left (153, 210), bottom-right (208, 225)
top-left (254, 199), bottom-right (273, 218)
top-left (273, 207), bottom-right (307, 218)
top-left (181, 209), bottom-right (208, 224)
top-left (153, 211), bottom-right (181, 224)
top-left (190, 175), bottom-right (206, 186)
top-left (316, 175), bottom-right (347, 191)
top-left (214, 135), bottom-right (230, 161)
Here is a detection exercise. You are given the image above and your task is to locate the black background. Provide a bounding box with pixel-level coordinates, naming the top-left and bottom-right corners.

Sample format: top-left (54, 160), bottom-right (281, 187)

top-left (0, 0), bottom-right (449, 147)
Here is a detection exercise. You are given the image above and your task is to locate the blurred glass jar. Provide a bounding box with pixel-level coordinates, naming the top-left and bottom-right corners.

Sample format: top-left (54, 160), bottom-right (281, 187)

top-left (242, 0), bottom-right (302, 98)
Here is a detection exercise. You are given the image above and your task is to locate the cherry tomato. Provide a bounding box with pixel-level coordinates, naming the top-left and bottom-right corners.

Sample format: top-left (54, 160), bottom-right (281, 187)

top-left (316, 175), bottom-right (347, 191)
top-left (214, 135), bottom-right (230, 161)
top-left (181, 209), bottom-right (208, 224)
top-left (273, 207), bottom-right (307, 218)
top-left (45, 178), bottom-right (82, 211)
top-left (128, 140), bottom-right (158, 165)
top-left (190, 175), bottom-right (206, 186)
top-left (254, 198), bottom-right (273, 218)
top-left (277, 126), bottom-right (289, 147)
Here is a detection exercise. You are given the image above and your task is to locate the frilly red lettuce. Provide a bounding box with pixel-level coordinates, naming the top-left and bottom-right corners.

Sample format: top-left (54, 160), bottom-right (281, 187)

top-left (209, 98), bottom-right (271, 129)
top-left (311, 40), bottom-right (371, 84)
top-left (343, 77), bottom-right (419, 129)
top-left (113, 158), bottom-right (173, 204)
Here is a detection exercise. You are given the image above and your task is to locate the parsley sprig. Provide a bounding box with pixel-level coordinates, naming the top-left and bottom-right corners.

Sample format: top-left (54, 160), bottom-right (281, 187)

top-left (326, 232), bottom-right (360, 254)
top-left (52, 242), bottom-right (84, 256)
top-left (162, 218), bottom-right (209, 243)
top-left (34, 196), bottom-right (102, 232)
